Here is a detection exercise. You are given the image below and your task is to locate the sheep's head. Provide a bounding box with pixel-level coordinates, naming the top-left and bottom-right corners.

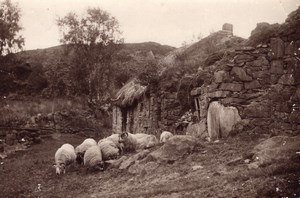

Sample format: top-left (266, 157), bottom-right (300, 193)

top-left (119, 132), bottom-right (128, 143)
top-left (54, 163), bottom-right (66, 175)
top-left (76, 152), bottom-right (84, 165)
top-left (96, 161), bottom-right (105, 171)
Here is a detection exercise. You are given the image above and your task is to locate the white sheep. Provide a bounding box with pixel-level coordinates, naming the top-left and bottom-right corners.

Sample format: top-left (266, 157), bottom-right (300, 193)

top-left (54, 143), bottom-right (76, 175)
top-left (98, 134), bottom-right (124, 154)
top-left (120, 132), bottom-right (158, 152)
top-left (84, 145), bottom-right (104, 171)
top-left (160, 131), bottom-right (173, 143)
top-left (75, 138), bottom-right (97, 164)
top-left (98, 139), bottom-right (121, 161)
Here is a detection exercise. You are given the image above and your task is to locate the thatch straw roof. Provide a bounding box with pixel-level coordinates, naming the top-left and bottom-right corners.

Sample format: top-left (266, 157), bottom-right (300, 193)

top-left (111, 78), bottom-right (148, 107)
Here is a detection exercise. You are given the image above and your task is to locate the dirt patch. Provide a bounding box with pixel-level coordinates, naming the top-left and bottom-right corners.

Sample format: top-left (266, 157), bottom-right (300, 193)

top-left (0, 133), bottom-right (299, 198)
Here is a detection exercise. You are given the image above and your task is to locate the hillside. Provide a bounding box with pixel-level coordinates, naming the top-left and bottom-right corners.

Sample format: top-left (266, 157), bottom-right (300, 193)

top-left (157, 29), bottom-right (245, 93)
top-left (0, 42), bottom-right (175, 98)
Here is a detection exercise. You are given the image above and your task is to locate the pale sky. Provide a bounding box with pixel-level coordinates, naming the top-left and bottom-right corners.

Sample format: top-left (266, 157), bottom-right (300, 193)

top-left (13, 0), bottom-right (300, 50)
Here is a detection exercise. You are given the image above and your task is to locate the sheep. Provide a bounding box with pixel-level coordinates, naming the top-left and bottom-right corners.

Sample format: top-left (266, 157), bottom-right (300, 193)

top-left (98, 139), bottom-right (122, 161)
top-left (160, 131), bottom-right (173, 143)
top-left (98, 134), bottom-right (124, 154)
top-left (75, 138), bottom-right (97, 165)
top-left (54, 143), bottom-right (76, 175)
top-left (119, 132), bottom-right (158, 152)
top-left (83, 145), bottom-right (104, 171)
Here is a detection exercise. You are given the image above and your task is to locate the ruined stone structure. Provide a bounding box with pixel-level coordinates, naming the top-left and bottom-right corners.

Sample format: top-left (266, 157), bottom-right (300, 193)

top-left (113, 9), bottom-right (300, 139)
top-left (112, 78), bottom-right (160, 134)
top-left (190, 33), bottom-right (300, 140)
top-left (222, 23), bottom-right (233, 35)
top-left (112, 87), bottom-right (182, 134)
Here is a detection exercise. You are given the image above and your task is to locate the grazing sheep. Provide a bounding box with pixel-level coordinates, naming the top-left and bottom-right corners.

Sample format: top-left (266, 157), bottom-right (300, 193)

top-left (84, 145), bottom-right (104, 171)
top-left (160, 131), bottom-right (173, 143)
top-left (98, 139), bottom-right (122, 161)
top-left (120, 132), bottom-right (158, 152)
top-left (98, 134), bottom-right (124, 154)
top-left (75, 138), bottom-right (97, 164)
top-left (54, 143), bottom-right (76, 175)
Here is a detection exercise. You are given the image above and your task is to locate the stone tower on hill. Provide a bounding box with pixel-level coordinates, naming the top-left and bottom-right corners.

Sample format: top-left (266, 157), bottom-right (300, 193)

top-left (222, 23), bottom-right (233, 35)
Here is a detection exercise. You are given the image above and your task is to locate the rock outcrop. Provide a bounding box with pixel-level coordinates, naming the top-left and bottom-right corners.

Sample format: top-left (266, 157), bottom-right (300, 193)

top-left (249, 135), bottom-right (300, 167)
top-left (144, 135), bottom-right (201, 163)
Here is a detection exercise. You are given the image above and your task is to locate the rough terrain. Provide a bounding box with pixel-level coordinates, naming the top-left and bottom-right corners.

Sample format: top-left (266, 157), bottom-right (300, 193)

top-left (0, 132), bottom-right (299, 198)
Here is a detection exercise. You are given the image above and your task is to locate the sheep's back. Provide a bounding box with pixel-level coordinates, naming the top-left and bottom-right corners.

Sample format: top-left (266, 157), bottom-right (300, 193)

top-left (98, 140), bottom-right (119, 160)
top-left (76, 138), bottom-right (97, 154)
top-left (55, 146), bottom-right (76, 165)
top-left (84, 145), bottom-right (102, 167)
top-left (160, 131), bottom-right (173, 143)
top-left (135, 134), bottom-right (158, 149)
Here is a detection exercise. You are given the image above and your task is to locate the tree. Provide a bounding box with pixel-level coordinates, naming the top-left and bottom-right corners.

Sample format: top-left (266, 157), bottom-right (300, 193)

top-left (57, 8), bottom-right (122, 103)
top-left (0, 0), bottom-right (24, 56)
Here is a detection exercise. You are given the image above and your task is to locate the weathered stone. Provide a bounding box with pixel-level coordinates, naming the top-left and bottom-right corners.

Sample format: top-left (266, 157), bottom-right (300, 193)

top-left (186, 119), bottom-right (207, 140)
top-left (234, 54), bottom-right (255, 64)
top-left (191, 87), bottom-right (201, 96)
top-left (270, 37), bottom-right (285, 59)
top-left (270, 60), bottom-right (284, 74)
top-left (221, 97), bottom-right (246, 105)
top-left (284, 41), bottom-right (295, 55)
top-left (243, 101), bottom-right (271, 118)
top-left (119, 150), bottom-right (150, 170)
top-left (241, 92), bottom-right (263, 100)
top-left (270, 74), bottom-right (280, 84)
top-left (214, 70), bottom-right (229, 83)
top-left (278, 74), bottom-right (296, 85)
top-left (294, 87), bottom-right (300, 102)
top-left (0, 142), bottom-right (4, 152)
top-left (226, 63), bottom-right (235, 67)
top-left (145, 135), bottom-right (200, 163)
top-left (231, 67), bottom-right (253, 82)
top-left (235, 46), bottom-right (255, 51)
top-left (245, 80), bottom-right (261, 90)
top-left (199, 94), bottom-right (209, 118)
top-left (251, 56), bottom-right (269, 67)
top-left (207, 101), bottom-right (241, 140)
top-left (289, 111), bottom-right (300, 124)
top-left (222, 23), bottom-right (233, 34)
top-left (207, 91), bottom-right (230, 98)
top-left (106, 156), bottom-right (128, 168)
top-left (276, 103), bottom-right (291, 113)
top-left (220, 83), bottom-right (243, 92)
top-left (207, 82), bottom-right (219, 92)
top-left (250, 135), bottom-right (300, 167)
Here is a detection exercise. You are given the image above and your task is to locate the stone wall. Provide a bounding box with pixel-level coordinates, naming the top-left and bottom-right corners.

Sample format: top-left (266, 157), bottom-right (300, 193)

top-left (112, 94), bottom-right (160, 134)
top-left (191, 35), bottom-right (300, 140)
top-left (159, 91), bottom-right (183, 133)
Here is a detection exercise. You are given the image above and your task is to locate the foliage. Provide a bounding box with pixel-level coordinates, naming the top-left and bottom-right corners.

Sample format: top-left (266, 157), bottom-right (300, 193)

top-left (246, 22), bottom-right (280, 46)
top-left (57, 7), bottom-right (123, 103)
top-left (0, 0), bottom-right (24, 56)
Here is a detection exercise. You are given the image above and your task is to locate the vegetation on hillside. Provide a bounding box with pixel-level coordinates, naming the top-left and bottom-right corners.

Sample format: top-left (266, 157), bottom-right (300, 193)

top-left (0, 0), bottom-right (24, 56)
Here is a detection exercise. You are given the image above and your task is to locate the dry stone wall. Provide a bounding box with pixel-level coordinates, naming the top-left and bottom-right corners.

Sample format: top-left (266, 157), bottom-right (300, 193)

top-left (191, 35), bottom-right (300, 140)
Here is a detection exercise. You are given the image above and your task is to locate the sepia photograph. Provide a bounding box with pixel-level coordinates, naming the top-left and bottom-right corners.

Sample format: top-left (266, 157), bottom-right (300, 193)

top-left (0, 0), bottom-right (299, 197)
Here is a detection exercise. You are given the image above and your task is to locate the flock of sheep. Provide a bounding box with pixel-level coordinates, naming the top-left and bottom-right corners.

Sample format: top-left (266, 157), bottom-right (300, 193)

top-left (54, 131), bottom-right (174, 175)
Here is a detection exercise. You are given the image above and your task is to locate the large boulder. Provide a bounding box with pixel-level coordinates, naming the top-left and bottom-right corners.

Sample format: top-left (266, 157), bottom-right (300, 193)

top-left (249, 135), bottom-right (300, 168)
top-left (119, 150), bottom-right (151, 170)
top-left (144, 135), bottom-right (200, 163)
top-left (186, 119), bottom-right (208, 140)
top-left (207, 101), bottom-right (241, 140)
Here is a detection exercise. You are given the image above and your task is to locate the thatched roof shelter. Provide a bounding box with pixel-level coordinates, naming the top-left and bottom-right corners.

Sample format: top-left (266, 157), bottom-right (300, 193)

top-left (111, 78), bottom-right (148, 108)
